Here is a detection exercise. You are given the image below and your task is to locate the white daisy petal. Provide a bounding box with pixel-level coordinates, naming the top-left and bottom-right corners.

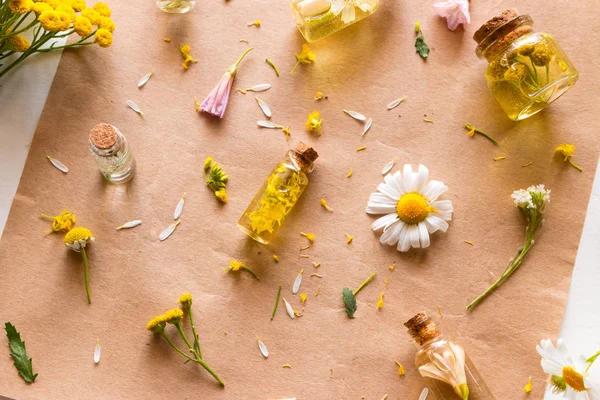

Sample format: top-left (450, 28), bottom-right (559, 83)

top-left (431, 200), bottom-right (453, 212)
top-left (425, 215), bottom-right (449, 233)
top-left (369, 192), bottom-right (397, 205)
top-left (409, 225), bottom-right (421, 248)
top-left (377, 182), bottom-right (400, 200)
top-left (397, 224), bottom-right (411, 252)
top-left (380, 220), bottom-right (403, 246)
top-left (330, 1), bottom-right (344, 16)
top-left (423, 180), bottom-right (448, 201)
top-left (366, 203), bottom-right (397, 215)
top-left (414, 165), bottom-right (429, 192)
top-left (371, 213), bottom-right (399, 231)
top-left (418, 222), bottom-right (430, 248)
top-left (341, 4), bottom-right (355, 24)
top-left (402, 164), bottom-right (415, 192)
top-left (391, 171), bottom-right (405, 196)
top-left (439, 212), bottom-right (453, 221)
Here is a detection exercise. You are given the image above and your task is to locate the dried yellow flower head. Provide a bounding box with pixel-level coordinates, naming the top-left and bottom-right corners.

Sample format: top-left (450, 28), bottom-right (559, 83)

top-left (306, 111), bottom-right (322, 135)
top-left (163, 308), bottom-right (184, 324)
top-left (178, 293), bottom-right (192, 309)
top-left (41, 210), bottom-right (76, 232)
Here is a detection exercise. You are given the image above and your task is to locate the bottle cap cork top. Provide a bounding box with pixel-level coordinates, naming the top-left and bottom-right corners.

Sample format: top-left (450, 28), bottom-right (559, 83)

top-left (89, 123), bottom-right (117, 149)
top-left (473, 9), bottom-right (520, 44)
top-left (295, 141), bottom-right (319, 163)
top-left (404, 311), bottom-right (441, 345)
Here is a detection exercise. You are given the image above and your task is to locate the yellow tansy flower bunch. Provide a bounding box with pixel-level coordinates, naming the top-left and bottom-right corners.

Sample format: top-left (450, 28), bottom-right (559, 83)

top-left (224, 259), bottom-right (259, 280)
top-left (64, 226), bottom-right (95, 304)
top-left (0, 0), bottom-right (115, 79)
top-left (147, 293), bottom-right (224, 386)
top-left (555, 143), bottom-right (582, 172)
top-left (291, 43), bottom-right (315, 74)
top-left (204, 157), bottom-right (229, 203)
top-left (306, 111), bottom-right (323, 135)
top-left (41, 209), bottom-right (76, 232)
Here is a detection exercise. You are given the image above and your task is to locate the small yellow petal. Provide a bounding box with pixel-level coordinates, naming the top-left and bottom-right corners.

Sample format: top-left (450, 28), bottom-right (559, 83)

top-left (376, 292), bottom-right (384, 309)
top-left (346, 167), bottom-right (353, 178)
top-left (299, 293), bottom-right (307, 304)
top-left (388, 263), bottom-right (396, 271)
top-left (300, 232), bottom-right (315, 242)
top-left (356, 146), bottom-right (366, 152)
top-left (320, 198), bottom-right (333, 212)
top-left (273, 255), bottom-right (280, 262)
top-left (525, 376), bottom-right (532, 393)
top-left (345, 233), bottom-right (353, 244)
top-left (395, 360), bottom-right (405, 376)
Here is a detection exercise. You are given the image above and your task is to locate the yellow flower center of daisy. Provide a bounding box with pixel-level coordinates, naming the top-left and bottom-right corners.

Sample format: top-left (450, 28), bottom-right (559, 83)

top-left (562, 366), bottom-right (586, 392)
top-left (64, 227), bottom-right (93, 244)
top-left (396, 193), bottom-right (433, 224)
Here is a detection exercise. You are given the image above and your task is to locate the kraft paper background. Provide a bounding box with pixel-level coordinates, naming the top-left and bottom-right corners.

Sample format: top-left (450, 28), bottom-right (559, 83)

top-left (1, 0), bottom-right (599, 399)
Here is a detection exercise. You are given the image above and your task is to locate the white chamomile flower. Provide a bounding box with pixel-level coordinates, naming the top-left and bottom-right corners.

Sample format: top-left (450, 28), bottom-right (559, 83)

top-left (536, 339), bottom-right (600, 399)
top-left (331, 0), bottom-right (378, 24)
top-left (365, 164), bottom-right (453, 252)
top-left (512, 184), bottom-right (551, 210)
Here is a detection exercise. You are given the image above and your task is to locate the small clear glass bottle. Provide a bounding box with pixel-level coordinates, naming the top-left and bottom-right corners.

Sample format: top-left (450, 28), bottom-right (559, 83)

top-left (473, 9), bottom-right (578, 121)
top-left (89, 123), bottom-right (136, 184)
top-left (405, 312), bottom-right (495, 400)
top-left (156, 0), bottom-right (196, 13)
top-left (291, 0), bottom-right (379, 43)
top-left (238, 142), bottom-right (319, 244)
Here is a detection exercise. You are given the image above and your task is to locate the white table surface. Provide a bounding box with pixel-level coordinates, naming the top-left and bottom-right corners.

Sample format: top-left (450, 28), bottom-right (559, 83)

top-left (0, 51), bottom-right (598, 400)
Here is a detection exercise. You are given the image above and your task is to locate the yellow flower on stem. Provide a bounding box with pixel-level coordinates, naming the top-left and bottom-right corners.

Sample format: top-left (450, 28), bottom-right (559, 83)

top-left (146, 315), bottom-right (166, 332)
top-left (92, 2), bottom-right (111, 17)
top-left (81, 7), bottom-right (101, 25)
top-left (70, 0), bottom-right (86, 12)
top-left (306, 111), bottom-right (322, 135)
top-left (5, 35), bottom-right (30, 52)
top-left (94, 28), bottom-right (113, 48)
top-left (39, 10), bottom-right (63, 32)
top-left (163, 308), bottom-right (184, 324)
top-left (40, 209), bottom-right (76, 232)
top-left (291, 44), bottom-right (315, 74)
top-left (555, 143), bottom-right (582, 172)
top-left (8, 0), bottom-right (33, 14)
top-left (178, 293), bottom-right (192, 309)
top-left (64, 227), bottom-right (94, 304)
top-left (55, 3), bottom-right (75, 21)
top-left (224, 259), bottom-right (259, 280)
top-left (180, 44), bottom-right (197, 70)
top-left (57, 10), bottom-right (72, 31)
top-left (74, 16), bottom-right (93, 37)
top-left (98, 16), bottom-right (115, 32)
top-left (32, 2), bottom-right (52, 14)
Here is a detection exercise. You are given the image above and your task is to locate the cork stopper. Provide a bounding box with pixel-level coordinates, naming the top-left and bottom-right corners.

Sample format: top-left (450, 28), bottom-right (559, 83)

top-left (292, 141), bottom-right (319, 172)
top-left (473, 9), bottom-right (520, 44)
top-left (404, 312), bottom-right (441, 345)
top-left (89, 123), bottom-right (117, 149)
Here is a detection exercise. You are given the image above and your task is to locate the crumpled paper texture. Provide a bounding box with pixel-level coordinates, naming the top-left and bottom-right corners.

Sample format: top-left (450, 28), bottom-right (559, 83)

top-left (1, 0), bottom-right (599, 399)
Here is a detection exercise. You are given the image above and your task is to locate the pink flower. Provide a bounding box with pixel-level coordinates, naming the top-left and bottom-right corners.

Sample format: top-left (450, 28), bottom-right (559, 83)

top-left (200, 48), bottom-right (253, 118)
top-left (432, 0), bottom-right (470, 31)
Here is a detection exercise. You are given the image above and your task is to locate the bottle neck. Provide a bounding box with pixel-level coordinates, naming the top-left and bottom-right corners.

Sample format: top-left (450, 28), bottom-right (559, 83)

top-left (288, 150), bottom-right (314, 173)
top-left (476, 15), bottom-right (534, 62)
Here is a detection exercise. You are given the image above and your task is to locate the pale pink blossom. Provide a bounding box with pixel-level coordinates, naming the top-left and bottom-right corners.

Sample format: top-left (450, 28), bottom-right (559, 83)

top-left (200, 48), bottom-right (253, 118)
top-left (432, 0), bottom-right (470, 31)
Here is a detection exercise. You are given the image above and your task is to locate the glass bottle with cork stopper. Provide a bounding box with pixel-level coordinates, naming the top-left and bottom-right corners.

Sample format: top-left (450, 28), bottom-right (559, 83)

top-left (89, 123), bottom-right (136, 184)
top-left (238, 142), bottom-right (318, 245)
top-left (290, 0), bottom-right (379, 43)
top-left (405, 312), bottom-right (495, 400)
top-left (473, 9), bottom-right (578, 121)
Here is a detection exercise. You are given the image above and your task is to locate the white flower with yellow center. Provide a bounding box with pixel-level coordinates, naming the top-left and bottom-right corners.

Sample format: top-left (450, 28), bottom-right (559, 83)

top-left (537, 339), bottom-right (600, 399)
top-left (366, 164), bottom-right (452, 252)
top-left (330, 0), bottom-right (378, 24)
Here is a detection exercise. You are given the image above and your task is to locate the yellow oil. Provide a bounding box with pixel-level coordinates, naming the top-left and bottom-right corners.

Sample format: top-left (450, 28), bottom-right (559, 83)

top-left (485, 33), bottom-right (578, 121)
top-left (291, 0), bottom-right (379, 43)
top-left (238, 162), bottom-right (308, 244)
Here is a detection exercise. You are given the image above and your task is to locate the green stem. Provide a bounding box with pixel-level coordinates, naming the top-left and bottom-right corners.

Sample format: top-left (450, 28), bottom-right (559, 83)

top-left (187, 311), bottom-right (203, 360)
top-left (174, 322), bottom-right (197, 359)
top-left (0, 18), bottom-right (37, 40)
top-left (233, 47), bottom-right (253, 68)
top-left (290, 60), bottom-right (300, 75)
top-left (585, 351), bottom-right (600, 373)
top-left (35, 40), bottom-right (95, 52)
top-left (270, 285), bottom-right (282, 321)
top-left (546, 64), bottom-right (550, 85)
top-left (568, 158), bottom-right (583, 172)
top-left (527, 56), bottom-right (540, 87)
top-left (81, 247), bottom-right (91, 304)
top-left (353, 271), bottom-right (376, 296)
top-left (160, 331), bottom-right (224, 386)
top-left (241, 266), bottom-right (259, 280)
top-left (464, 123), bottom-right (498, 145)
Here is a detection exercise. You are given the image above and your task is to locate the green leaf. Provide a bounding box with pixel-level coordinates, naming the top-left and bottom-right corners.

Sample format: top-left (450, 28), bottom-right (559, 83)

top-left (415, 35), bottom-right (430, 59)
top-left (342, 287), bottom-right (357, 318)
top-left (5, 322), bottom-right (37, 383)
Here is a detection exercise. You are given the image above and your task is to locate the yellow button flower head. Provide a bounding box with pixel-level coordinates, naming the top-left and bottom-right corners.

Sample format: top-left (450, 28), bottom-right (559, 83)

top-left (93, 2), bottom-right (111, 17)
top-left (41, 209), bottom-right (76, 232)
top-left (163, 308), bottom-right (184, 324)
top-left (146, 315), bottom-right (166, 332)
top-left (32, 2), bottom-right (52, 14)
top-left (57, 10), bottom-right (72, 31)
top-left (99, 16), bottom-right (115, 32)
top-left (70, 0), bottom-right (86, 12)
top-left (39, 0), bottom-right (59, 7)
top-left (64, 227), bottom-right (94, 251)
top-left (39, 10), bottom-right (63, 32)
top-left (178, 293), bottom-right (192, 309)
top-left (74, 15), bottom-right (93, 37)
top-left (291, 44), bottom-right (315, 74)
top-left (55, 3), bottom-right (75, 21)
top-left (81, 7), bottom-right (101, 25)
top-left (555, 143), bottom-right (582, 171)
top-left (180, 44), bottom-right (197, 70)
top-left (8, 0), bottom-right (33, 14)
top-left (94, 28), bottom-right (113, 48)
top-left (5, 35), bottom-right (30, 52)
top-left (306, 111), bottom-right (322, 135)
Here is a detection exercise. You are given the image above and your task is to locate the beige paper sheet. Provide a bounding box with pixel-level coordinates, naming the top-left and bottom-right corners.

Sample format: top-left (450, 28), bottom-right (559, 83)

top-left (1, 0), bottom-right (600, 399)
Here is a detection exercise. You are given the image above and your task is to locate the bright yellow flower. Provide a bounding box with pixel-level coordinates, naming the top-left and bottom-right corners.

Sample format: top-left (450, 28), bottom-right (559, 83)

top-left (225, 259), bottom-right (259, 280)
top-left (57, 10), bottom-right (72, 31)
top-left (291, 44), bottom-right (315, 74)
top-left (215, 188), bottom-right (228, 203)
top-left (315, 91), bottom-right (324, 100)
top-left (92, 1), bottom-right (110, 17)
top-left (40, 209), bottom-right (76, 232)
top-left (38, 0), bottom-right (59, 7)
top-left (55, 3), bottom-right (75, 20)
top-left (8, 0), bottom-right (33, 14)
top-left (32, 2), bottom-right (52, 14)
top-left (74, 15), bottom-right (92, 36)
top-left (555, 143), bottom-right (582, 171)
top-left (81, 7), bottom-right (100, 24)
top-left (306, 111), bottom-right (322, 135)
top-left (178, 293), bottom-right (192, 308)
top-left (163, 308), bottom-right (184, 324)
top-left (64, 226), bottom-right (94, 252)
top-left (300, 232), bottom-right (315, 242)
top-left (98, 16), bottom-right (115, 32)
top-left (5, 34), bottom-right (31, 52)
top-left (94, 28), bottom-right (112, 48)
top-left (180, 44), bottom-right (197, 70)
top-left (69, 0), bottom-right (86, 11)
top-left (146, 315), bottom-right (166, 332)
top-left (39, 10), bottom-right (63, 31)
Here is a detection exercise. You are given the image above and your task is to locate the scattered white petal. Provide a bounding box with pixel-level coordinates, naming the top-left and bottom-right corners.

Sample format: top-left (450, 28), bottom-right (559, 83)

top-left (419, 388), bottom-right (429, 400)
top-left (246, 84), bottom-right (271, 92)
top-left (381, 159), bottom-right (395, 175)
top-left (159, 220), bottom-right (181, 241)
top-left (362, 118), bottom-right (373, 136)
top-left (387, 96), bottom-right (407, 110)
top-left (174, 193), bottom-right (186, 220)
top-left (255, 97), bottom-right (272, 118)
top-left (344, 109), bottom-right (366, 121)
top-left (137, 70), bottom-right (154, 88)
top-left (282, 298), bottom-right (295, 319)
top-left (47, 156), bottom-right (68, 173)
top-left (126, 100), bottom-right (144, 115)
top-left (94, 339), bottom-right (101, 364)
top-left (116, 220), bottom-right (142, 230)
top-left (292, 269), bottom-right (303, 294)
top-left (257, 120), bottom-right (281, 128)
top-left (257, 338), bottom-right (269, 358)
